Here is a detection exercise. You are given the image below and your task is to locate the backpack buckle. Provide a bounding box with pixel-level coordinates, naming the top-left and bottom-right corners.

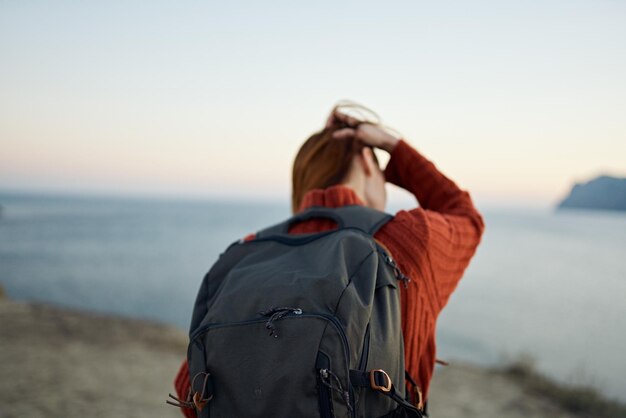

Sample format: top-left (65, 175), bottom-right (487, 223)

top-left (190, 371), bottom-right (214, 411)
top-left (369, 369), bottom-right (392, 393)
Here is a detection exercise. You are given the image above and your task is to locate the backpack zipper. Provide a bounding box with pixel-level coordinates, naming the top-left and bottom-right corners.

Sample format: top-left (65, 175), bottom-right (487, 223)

top-left (375, 243), bottom-right (411, 288)
top-left (258, 306), bottom-right (303, 338)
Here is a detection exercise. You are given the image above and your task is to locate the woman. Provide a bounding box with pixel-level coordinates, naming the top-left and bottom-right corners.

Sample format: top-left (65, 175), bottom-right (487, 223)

top-left (173, 103), bottom-right (485, 417)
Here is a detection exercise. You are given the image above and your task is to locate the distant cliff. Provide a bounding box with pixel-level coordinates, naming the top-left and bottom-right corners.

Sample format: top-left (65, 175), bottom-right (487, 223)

top-left (558, 175), bottom-right (626, 211)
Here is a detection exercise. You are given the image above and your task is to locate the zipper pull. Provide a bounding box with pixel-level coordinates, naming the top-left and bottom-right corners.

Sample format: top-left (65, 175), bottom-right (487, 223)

top-left (384, 254), bottom-right (411, 288)
top-left (258, 306), bottom-right (303, 338)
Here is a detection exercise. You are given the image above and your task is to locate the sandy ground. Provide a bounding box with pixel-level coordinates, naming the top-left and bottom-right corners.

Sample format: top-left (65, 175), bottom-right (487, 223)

top-left (0, 299), bottom-right (582, 418)
top-left (0, 299), bottom-right (186, 418)
top-left (428, 362), bottom-right (579, 418)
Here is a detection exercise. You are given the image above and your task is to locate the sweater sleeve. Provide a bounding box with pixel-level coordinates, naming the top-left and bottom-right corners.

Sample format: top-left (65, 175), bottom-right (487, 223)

top-left (383, 139), bottom-right (485, 312)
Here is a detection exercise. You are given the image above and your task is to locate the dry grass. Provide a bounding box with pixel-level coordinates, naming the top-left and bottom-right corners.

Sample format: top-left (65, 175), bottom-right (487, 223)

top-left (496, 355), bottom-right (626, 418)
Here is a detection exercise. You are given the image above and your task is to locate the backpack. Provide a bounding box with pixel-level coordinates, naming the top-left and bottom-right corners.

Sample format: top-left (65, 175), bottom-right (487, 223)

top-left (171, 204), bottom-right (425, 418)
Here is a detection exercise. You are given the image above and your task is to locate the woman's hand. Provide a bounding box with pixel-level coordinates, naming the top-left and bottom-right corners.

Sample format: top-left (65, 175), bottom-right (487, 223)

top-left (325, 107), bottom-right (399, 153)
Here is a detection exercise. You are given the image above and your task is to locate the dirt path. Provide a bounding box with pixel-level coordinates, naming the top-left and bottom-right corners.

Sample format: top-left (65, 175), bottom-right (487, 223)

top-left (0, 299), bottom-right (186, 418)
top-left (0, 299), bottom-right (588, 418)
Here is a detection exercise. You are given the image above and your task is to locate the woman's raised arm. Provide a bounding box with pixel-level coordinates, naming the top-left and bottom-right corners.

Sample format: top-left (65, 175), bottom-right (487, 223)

top-left (382, 138), bottom-right (486, 312)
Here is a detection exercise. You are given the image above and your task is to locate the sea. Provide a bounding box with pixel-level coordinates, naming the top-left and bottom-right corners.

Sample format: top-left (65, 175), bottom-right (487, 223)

top-left (1, 192), bottom-right (625, 402)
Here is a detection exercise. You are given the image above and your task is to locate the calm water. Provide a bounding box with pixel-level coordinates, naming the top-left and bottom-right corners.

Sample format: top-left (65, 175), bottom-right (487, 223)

top-left (1, 192), bottom-right (625, 401)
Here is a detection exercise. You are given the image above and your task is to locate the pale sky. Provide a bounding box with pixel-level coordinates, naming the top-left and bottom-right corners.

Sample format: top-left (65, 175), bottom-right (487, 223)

top-left (1, 0), bottom-right (625, 209)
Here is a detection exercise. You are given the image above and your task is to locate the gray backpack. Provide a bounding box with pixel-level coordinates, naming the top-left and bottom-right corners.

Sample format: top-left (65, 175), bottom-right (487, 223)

top-left (168, 205), bottom-right (425, 418)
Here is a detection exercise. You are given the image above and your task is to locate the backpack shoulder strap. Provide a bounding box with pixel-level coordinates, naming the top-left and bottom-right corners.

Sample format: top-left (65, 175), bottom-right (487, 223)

top-left (255, 204), bottom-right (393, 240)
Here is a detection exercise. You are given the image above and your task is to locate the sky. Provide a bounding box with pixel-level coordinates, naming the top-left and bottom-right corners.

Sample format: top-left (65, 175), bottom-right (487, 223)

top-left (1, 0), bottom-right (625, 209)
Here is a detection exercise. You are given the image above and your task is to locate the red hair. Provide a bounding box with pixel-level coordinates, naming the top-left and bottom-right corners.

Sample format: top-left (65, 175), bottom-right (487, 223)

top-left (291, 125), bottom-right (379, 214)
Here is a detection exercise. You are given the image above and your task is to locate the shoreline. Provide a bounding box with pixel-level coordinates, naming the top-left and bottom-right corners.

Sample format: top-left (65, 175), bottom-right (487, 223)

top-left (0, 297), bottom-right (623, 418)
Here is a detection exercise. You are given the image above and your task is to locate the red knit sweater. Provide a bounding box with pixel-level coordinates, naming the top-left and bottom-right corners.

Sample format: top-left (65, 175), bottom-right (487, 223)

top-left (173, 138), bottom-right (485, 417)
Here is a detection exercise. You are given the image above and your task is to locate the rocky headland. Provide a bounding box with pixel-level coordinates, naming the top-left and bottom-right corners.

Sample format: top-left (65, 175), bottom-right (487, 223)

top-left (558, 175), bottom-right (626, 212)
